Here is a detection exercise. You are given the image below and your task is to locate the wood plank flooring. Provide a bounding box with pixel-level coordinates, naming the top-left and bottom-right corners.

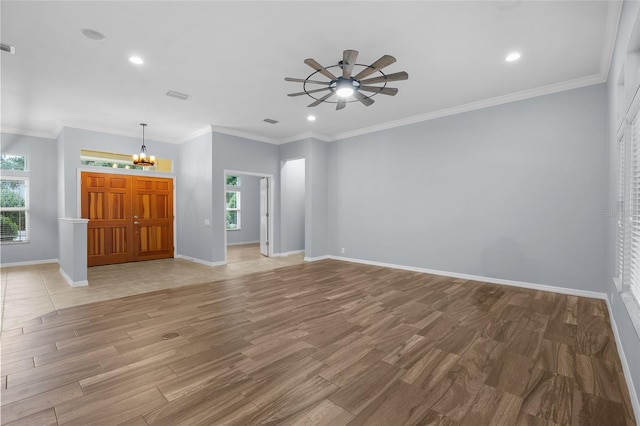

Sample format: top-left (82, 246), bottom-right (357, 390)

top-left (0, 260), bottom-right (636, 425)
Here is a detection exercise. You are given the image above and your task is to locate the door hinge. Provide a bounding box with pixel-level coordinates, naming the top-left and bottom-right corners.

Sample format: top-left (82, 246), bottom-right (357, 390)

top-left (266, 241), bottom-right (269, 246)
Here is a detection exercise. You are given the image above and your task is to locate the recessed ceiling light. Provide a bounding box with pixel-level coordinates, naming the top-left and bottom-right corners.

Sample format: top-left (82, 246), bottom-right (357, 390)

top-left (307, 115), bottom-right (316, 122)
top-left (81, 28), bottom-right (105, 41)
top-left (505, 52), bottom-right (521, 62)
top-left (129, 56), bottom-right (144, 65)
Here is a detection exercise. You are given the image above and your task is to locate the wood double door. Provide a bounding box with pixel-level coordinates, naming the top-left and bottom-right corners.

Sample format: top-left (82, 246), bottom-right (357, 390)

top-left (81, 172), bottom-right (174, 267)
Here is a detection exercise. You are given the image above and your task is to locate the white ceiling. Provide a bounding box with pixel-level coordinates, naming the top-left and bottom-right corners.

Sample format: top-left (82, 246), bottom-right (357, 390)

top-left (0, 1), bottom-right (621, 144)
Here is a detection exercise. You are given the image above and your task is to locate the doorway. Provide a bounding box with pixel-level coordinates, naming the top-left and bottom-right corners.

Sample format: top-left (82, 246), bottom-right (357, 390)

top-left (81, 171), bottom-right (174, 267)
top-left (224, 171), bottom-right (272, 262)
top-left (281, 158), bottom-right (305, 256)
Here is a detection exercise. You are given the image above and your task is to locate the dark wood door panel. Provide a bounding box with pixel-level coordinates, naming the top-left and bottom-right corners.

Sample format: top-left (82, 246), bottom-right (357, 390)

top-left (82, 172), bottom-right (173, 266)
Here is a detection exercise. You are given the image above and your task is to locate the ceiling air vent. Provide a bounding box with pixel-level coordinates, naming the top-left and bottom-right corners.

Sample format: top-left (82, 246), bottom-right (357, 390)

top-left (166, 90), bottom-right (190, 100)
top-left (263, 118), bottom-right (279, 124)
top-left (0, 44), bottom-right (15, 54)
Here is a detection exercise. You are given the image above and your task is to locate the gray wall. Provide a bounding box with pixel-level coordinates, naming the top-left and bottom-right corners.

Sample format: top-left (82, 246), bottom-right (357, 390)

top-left (279, 138), bottom-right (329, 259)
top-left (328, 84), bottom-right (608, 293)
top-left (606, 0), bottom-right (640, 413)
top-left (177, 132), bottom-right (214, 262)
top-left (58, 127), bottom-right (179, 218)
top-left (211, 132), bottom-right (281, 261)
top-left (280, 158), bottom-right (305, 252)
top-left (226, 174), bottom-right (261, 245)
top-left (1, 133), bottom-right (58, 264)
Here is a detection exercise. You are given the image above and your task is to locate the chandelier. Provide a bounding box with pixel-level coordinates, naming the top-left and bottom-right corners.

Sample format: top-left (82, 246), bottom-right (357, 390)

top-left (133, 123), bottom-right (155, 166)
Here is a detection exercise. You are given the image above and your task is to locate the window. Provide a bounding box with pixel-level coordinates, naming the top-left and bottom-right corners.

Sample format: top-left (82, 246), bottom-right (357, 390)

top-left (226, 175), bottom-right (240, 186)
top-left (80, 149), bottom-right (173, 173)
top-left (226, 175), bottom-right (241, 230)
top-left (619, 100), bottom-right (640, 314)
top-left (226, 191), bottom-right (241, 230)
top-left (630, 107), bottom-right (640, 305)
top-left (0, 154), bottom-right (29, 244)
top-left (1, 155), bottom-right (26, 171)
top-left (1, 155), bottom-right (29, 243)
top-left (617, 131), bottom-right (627, 287)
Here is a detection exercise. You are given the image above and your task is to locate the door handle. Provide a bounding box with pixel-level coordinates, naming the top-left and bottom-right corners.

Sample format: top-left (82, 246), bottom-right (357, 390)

top-left (134, 221), bottom-right (139, 225)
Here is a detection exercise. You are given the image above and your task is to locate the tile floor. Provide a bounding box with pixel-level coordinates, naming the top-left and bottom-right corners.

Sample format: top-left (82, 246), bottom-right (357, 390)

top-left (1, 250), bottom-right (304, 331)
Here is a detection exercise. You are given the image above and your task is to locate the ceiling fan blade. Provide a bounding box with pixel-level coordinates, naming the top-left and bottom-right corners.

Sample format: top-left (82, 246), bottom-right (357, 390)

top-left (304, 58), bottom-right (338, 80)
top-left (359, 71), bottom-right (408, 85)
top-left (354, 55), bottom-right (397, 80)
top-left (285, 77), bottom-right (331, 85)
top-left (308, 91), bottom-right (335, 107)
top-left (342, 49), bottom-right (359, 78)
top-left (288, 87), bottom-right (330, 97)
top-left (353, 91), bottom-right (374, 107)
top-left (359, 86), bottom-right (399, 96)
top-left (336, 98), bottom-right (347, 110)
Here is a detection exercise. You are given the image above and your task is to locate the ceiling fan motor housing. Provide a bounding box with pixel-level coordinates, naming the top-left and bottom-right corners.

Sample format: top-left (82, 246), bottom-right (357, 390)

top-left (330, 77), bottom-right (360, 93)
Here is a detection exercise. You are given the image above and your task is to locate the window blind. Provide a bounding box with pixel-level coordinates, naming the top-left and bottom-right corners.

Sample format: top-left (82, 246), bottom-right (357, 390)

top-left (630, 108), bottom-right (640, 305)
top-left (618, 133), bottom-right (626, 283)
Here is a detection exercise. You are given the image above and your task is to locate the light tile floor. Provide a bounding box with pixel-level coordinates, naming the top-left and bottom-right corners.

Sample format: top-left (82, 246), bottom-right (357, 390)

top-left (1, 251), bottom-right (304, 331)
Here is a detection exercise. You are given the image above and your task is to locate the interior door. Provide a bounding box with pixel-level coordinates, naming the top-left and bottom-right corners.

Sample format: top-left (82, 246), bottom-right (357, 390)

top-left (132, 176), bottom-right (174, 262)
top-left (82, 172), bottom-right (174, 266)
top-left (82, 172), bottom-right (133, 266)
top-left (260, 177), bottom-right (269, 256)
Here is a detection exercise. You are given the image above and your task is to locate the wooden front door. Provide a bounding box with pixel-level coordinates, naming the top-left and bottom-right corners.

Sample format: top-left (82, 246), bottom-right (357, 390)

top-left (81, 172), bottom-right (174, 267)
top-left (131, 176), bottom-right (174, 262)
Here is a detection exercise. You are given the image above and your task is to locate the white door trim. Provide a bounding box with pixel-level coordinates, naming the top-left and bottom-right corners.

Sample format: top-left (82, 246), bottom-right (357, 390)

top-left (223, 169), bottom-right (274, 262)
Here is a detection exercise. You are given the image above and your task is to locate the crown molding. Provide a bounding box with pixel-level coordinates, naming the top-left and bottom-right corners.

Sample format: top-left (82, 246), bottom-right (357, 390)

top-left (210, 125), bottom-right (278, 145)
top-left (332, 73), bottom-right (606, 142)
top-left (181, 126), bottom-right (212, 142)
top-left (5, 73), bottom-right (609, 147)
top-left (280, 131), bottom-right (335, 145)
top-left (601, 0), bottom-right (623, 81)
top-left (0, 126), bottom-right (60, 140)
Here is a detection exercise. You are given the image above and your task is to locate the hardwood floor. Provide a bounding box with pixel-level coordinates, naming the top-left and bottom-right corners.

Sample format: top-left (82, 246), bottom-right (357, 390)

top-left (0, 260), bottom-right (636, 425)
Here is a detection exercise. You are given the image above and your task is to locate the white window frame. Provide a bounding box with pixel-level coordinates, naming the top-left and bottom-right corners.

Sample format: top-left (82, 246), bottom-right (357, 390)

top-left (225, 175), bottom-right (241, 230)
top-left (0, 169), bottom-right (30, 244)
top-left (617, 88), bottom-right (640, 336)
top-left (616, 128), bottom-right (627, 288)
top-left (629, 102), bottom-right (640, 306)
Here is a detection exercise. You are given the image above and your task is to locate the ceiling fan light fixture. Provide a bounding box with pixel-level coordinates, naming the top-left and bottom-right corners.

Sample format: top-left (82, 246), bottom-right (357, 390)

top-left (336, 87), bottom-right (354, 98)
top-left (285, 50), bottom-right (407, 109)
top-left (335, 79), bottom-right (355, 98)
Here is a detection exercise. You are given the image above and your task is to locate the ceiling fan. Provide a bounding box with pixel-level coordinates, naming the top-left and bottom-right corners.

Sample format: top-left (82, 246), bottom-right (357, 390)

top-left (285, 49), bottom-right (409, 110)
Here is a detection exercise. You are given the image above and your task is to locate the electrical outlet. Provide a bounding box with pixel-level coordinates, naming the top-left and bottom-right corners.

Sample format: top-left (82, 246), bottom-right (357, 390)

top-left (204, 219), bottom-right (210, 226)
top-left (341, 248), bottom-right (345, 254)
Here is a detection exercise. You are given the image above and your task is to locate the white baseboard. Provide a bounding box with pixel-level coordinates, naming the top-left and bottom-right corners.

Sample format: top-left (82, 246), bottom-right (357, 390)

top-left (59, 267), bottom-right (88, 288)
top-left (326, 255), bottom-right (608, 300)
top-left (605, 298), bottom-right (640, 423)
top-left (1, 258), bottom-right (59, 268)
top-left (304, 255), bottom-right (330, 262)
top-left (226, 240), bottom-right (260, 246)
top-left (175, 254), bottom-right (226, 267)
top-left (277, 249), bottom-right (304, 257)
